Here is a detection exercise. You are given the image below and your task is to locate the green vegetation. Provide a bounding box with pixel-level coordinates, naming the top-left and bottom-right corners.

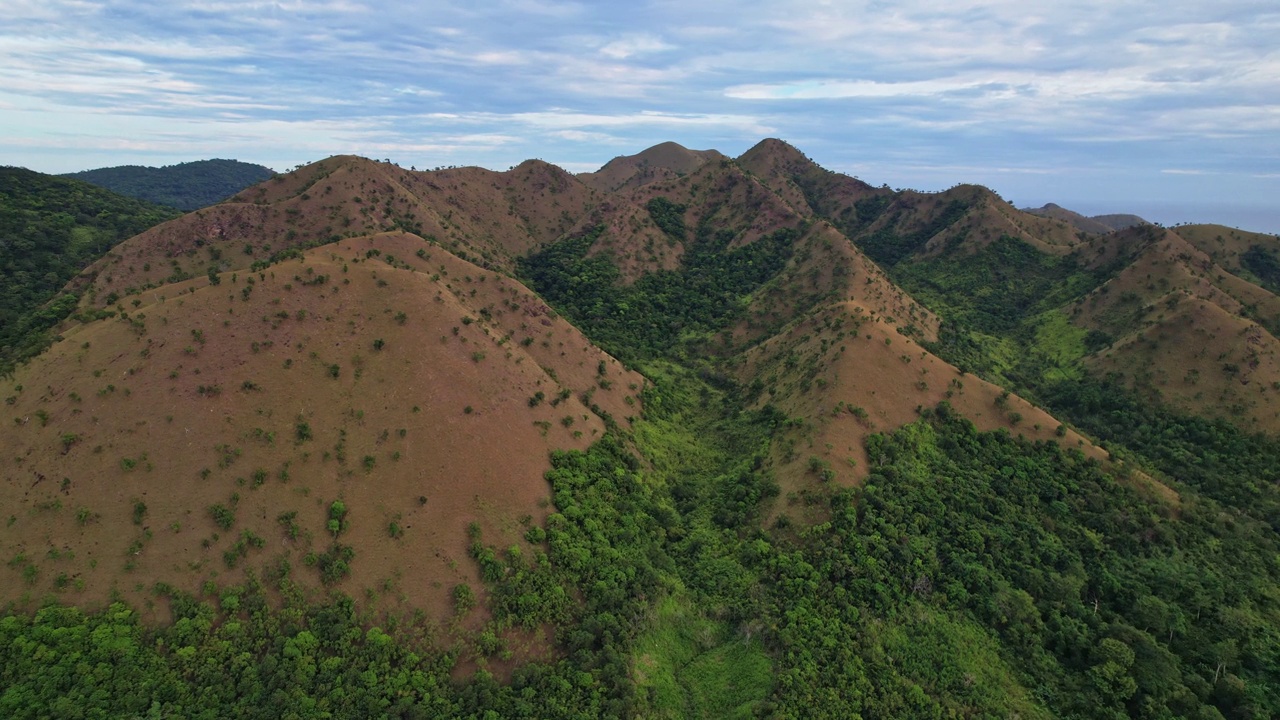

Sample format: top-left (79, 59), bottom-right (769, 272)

top-left (646, 196), bottom-right (687, 241)
top-left (12, 363), bottom-right (1274, 717)
top-left (519, 223), bottom-right (796, 361)
top-left (855, 198), bottom-right (970, 268)
top-left (4, 149), bottom-right (1280, 719)
top-left (63, 159), bottom-right (275, 211)
top-left (1240, 244), bottom-right (1280, 295)
top-left (0, 167), bottom-right (178, 375)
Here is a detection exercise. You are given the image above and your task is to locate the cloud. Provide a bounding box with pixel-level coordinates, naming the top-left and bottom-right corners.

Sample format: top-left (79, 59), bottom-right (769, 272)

top-left (599, 34), bottom-right (674, 59)
top-left (0, 0), bottom-right (1277, 230)
top-left (510, 110), bottom-right (774, 136)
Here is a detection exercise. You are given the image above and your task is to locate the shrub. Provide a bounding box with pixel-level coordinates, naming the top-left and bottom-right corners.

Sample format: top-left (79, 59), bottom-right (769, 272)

top-left (452, 583), bottom-right (476, 614)
top-left (209, 503), bottom-right (235, 530)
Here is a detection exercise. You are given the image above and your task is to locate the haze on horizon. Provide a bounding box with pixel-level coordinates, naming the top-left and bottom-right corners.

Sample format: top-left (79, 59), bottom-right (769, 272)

top-left (1, 0), bottom-right (1277, 233)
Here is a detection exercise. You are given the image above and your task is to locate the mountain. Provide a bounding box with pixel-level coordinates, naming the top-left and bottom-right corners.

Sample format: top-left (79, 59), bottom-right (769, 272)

top-left (2, 230), bottom-right (641, 630)
top-left (2, 140), bottom-right (1279, 719)
top-left (1023, 202), bottom-right (1148, 234)
top-left (577, 141), bottom-right (726, 193)
top-left (64, 159), bottom-right (276, 211)
top-left (0, 167), bottom-right (179, 375)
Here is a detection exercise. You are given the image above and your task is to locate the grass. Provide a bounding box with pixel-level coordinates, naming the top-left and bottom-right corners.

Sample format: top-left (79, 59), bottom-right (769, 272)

top-left (1028, 310), bottom-right (1089, 382)
top-left (632, 593), bottom-right (773, 719)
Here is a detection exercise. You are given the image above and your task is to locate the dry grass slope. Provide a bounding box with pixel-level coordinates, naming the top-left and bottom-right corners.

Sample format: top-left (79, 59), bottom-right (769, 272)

top-left (0, 232), bottom-right (642, 649)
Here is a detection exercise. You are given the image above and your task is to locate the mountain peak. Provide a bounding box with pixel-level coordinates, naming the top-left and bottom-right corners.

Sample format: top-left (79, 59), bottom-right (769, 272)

top-left (577, 141), bottom-right (725, 192)
top-left (1023, 202), bottom-right (1148, 235)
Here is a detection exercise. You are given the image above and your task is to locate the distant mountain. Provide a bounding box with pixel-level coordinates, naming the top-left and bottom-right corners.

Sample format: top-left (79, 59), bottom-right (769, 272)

top-left (64, 158), bottom-right (275, 211)
top-left (1022, 202), bottom-right (1147, 234)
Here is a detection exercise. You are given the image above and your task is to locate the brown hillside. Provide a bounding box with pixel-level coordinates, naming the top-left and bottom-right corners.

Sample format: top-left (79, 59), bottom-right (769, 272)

top-left (913, 188), bottom-right (1083, 257)
top-left (81, 156), bottom-right (600, 309)
top-left (584, 151), bottom-right (811, 282)
top-left (736, 140), bottom-right (1081, 261)
top-left (575, 152), bottom-right (944, 349)
top-left (1068, 227), bottom-right (1280, 429)
top-left (1070, 228), bottom-right (1280, 340)
top-left (1087, 294), bottom-right (1280, 432)
top-left (1172, 223), bottom-right (1280, 280)
top-left (1091, 213), bottom-right (1148, 232)
top-left (0, 232), bottom-right (643, 635)
top-left (1023, 203), bottom-right (1115, 235)
top-left (735, 302), bottom-right (1109, 510)
top-left (730, 220), bottom-right (941, 350)
top-left (577, 141), bottom-right (726, 193)
top-left (735, 138), bottom-right (884, 219)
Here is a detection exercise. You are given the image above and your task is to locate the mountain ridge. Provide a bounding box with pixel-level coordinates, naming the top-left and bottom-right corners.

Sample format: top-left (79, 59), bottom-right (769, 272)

top-left (3, 139), bottom-right (1280, 719)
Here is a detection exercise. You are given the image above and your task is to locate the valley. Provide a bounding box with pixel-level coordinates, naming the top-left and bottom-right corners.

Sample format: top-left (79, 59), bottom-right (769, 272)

top-left (2, 140), bottom-right (1279, 719)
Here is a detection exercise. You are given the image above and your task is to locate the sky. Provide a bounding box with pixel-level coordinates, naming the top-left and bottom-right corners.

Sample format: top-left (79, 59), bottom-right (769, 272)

top-left (1, 0), bottom-right (1277, 233)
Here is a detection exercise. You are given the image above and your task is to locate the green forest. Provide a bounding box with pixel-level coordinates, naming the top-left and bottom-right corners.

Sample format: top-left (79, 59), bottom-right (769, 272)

top-left (0, 167), bottom-right (178, 376)
top-left (3, 186), bottom-right (1280, 718)
top-left (63, 159), bottom-right (275, 211)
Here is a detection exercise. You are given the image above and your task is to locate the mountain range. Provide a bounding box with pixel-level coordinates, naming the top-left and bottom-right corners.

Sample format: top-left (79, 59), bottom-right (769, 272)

top-left (2, 140), bottom-right (1278, 718)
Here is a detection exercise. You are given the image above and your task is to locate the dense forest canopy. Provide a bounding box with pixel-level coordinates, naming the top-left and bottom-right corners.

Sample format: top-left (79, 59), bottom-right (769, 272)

top-left (63, 159), bottom-right (275, 211)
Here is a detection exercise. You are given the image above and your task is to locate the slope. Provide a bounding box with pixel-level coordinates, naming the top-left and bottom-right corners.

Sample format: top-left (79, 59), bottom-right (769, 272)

top-left (577, 141), bottom-right (726, 193)
top-left (1173, 223), bottom-right (1280, 294)
top-left (1022, 202), bottom-right (1147, 234)
top-left (738, 139), bottom-right (1083, 267)
top-left (1067, 226), bottom-right (1280, 430)
top-left (0, 231), bottom-right (642, 634)
top-left (0, 167), bottom-right (179, 374)
top-left (77, 155), bottom-right (602, 311)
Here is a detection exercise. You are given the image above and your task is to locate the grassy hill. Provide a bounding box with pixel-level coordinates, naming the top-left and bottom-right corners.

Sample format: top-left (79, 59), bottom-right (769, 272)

top-left (64, 159), bottom-right (276, 211)
top-left (2, 141), bottom-right (1280, 719)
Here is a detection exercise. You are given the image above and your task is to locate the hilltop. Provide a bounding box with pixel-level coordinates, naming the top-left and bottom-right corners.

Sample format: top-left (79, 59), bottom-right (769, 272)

top-left (64, 159), bottom-right (276, 211)
top-left (1022, 202), bottom-right (1148, 234)
top-left (2, 140), bottom-right (1280, 719)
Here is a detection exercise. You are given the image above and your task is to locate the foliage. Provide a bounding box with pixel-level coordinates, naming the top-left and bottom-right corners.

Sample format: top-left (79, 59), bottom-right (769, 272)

top-left (898, 235), bottom-right (1103, 337)
top-left (63, 159), bottom-right (275, 211)
top-left (519, 223), bottom-right (795, 361)
top-left (0, 167), bottom-right (178, 375)
top-left (854, 198), bottom-right (970, 268)
top-left (1240, 244), bottom-right (1280, 295)
top-left (1045, 377), bottom-right (1280, 533)
top-left (645, 196), bottom-right (687, 241)
top-left (6, 160), bottom-right (1280, 719)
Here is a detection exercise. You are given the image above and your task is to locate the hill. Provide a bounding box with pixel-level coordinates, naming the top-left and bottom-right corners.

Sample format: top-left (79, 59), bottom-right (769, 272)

top-left (2, 141), bottom-right (1279, 719)
top-left (64, 159), bottom-right (276, 211)
top-left (577, 141), bottom-right (726, 193)
top-left (1, 230), bottom-right (642, 661)
top-left (0, 167), bottom-right (179, 375)
top-left (1023, 202), bottom-right (1148, 234)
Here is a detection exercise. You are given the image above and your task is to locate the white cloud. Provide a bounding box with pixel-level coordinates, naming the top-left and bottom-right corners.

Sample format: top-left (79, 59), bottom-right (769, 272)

top-left (599, 34), bottom-right (674, 59)
top-left (0, 0), bottom-right (1276, 230)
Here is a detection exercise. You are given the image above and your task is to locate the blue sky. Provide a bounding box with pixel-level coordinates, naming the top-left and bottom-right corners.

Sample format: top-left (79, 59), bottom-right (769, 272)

top-left (2, 0), bottom-right (1277, 232)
